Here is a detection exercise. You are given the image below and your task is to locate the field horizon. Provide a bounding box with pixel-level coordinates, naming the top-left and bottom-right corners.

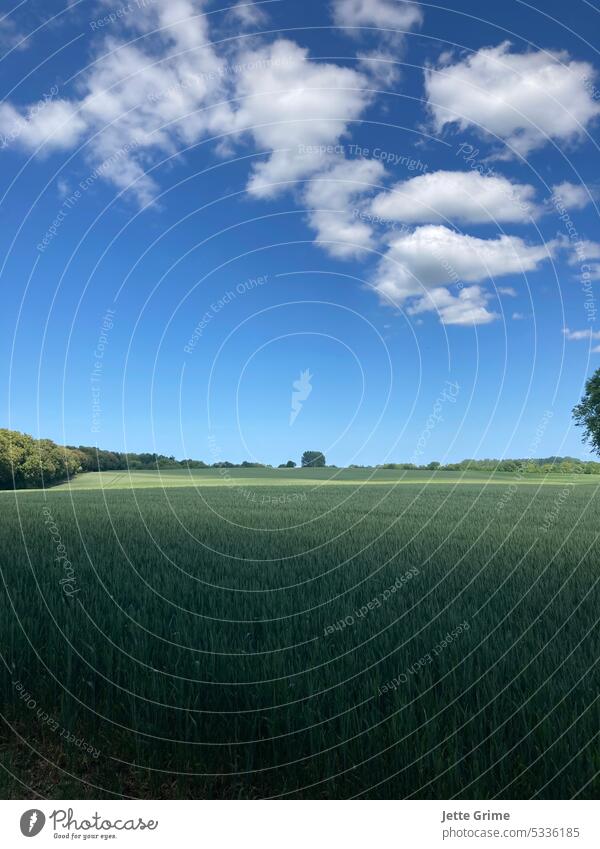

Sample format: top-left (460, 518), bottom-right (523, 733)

top-left (4, 466), bottom-right (600, 494)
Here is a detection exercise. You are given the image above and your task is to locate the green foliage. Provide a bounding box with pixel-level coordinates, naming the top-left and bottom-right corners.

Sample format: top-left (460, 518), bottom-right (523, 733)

top-left (69, 446), bottom-right (269, 472)
top-left (378, 456), bottom-right (600, 474)
top-left (301, 450), bottom-right (326, 467)
top-left (70, 446), bottom-right (194, 472)
top-left (0, 429), bottom-right (81, 489)
top-left (573, 368), bottom-right (600, 455)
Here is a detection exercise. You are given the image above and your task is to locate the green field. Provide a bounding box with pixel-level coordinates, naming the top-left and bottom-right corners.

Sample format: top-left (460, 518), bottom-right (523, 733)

top-left (1, 470), bottom-right (598, 798)
top-left (38, 466), bottom-right (600, 490)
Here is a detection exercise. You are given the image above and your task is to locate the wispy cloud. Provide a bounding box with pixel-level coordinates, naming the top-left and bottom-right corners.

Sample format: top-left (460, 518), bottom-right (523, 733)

top-left (563, 327), bottom-right (600, 341)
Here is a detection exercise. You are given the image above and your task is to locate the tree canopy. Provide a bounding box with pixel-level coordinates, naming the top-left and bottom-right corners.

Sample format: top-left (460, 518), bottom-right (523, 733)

top-left (573, 369), bottom-right (600, 455)
top-left (0, 432), bottom-right (277, 489)
top-left (0, 429), bottom-right (82, 489)
top-left (301, 451), bottom-right (326, 467)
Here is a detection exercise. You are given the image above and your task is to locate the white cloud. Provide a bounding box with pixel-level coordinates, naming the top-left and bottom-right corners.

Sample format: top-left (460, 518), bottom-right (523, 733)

top-left (0, 0), bottom-right (232, 202)
top-left (551, 181), bottom-right (596, 210)
top-left (425, 42), bottom-right (600, 156)
top-left (556, 236), bottom-right (600, 281)
top-left (0, 0), bottom-right (568, 336)
top-left (559, 236), bottom-right (600, 267)
top-left (356, 50), bottom-right (401, 86)
top-left (375, 225), bottom-right (553, 299)
top-left (371, 169), bottom-right (539, 224)
top-left (407, 285), bottom-right (498, 326)
top-left (373, 225), bottom-right (553, 324)
top-left (0, 16), bottom-right (28, 51)
top-left (0, 99), bottom-right (87, 152)
top-left (229, 1), bottom-right (268, 28)
top-left (332, 0), bottom-right (423, 32)
top-left (125, 0), bottom-right (211, 49)
top-left (332, 1), bottom-right (422, 87)
top-left (563, 327), bottom-right (600, 341)
top-left (56, 177), bottom-right (70, 198)
top-left (303, 157), bottom-right (386, 257)
top-left (0, 3), bottom-right (375, 208)
top-left (231, 39), bottom-right (372, 197)
top-left (577, 240), bottom-right (600, 259)
top-left (498, 286), bottom-right (517, 296)
top-left (512, 312), bottom-right (525, 320)
top-left (0, 2), bottom-right (379, 215)
top-left (0, 0), bottom-right (230, 203)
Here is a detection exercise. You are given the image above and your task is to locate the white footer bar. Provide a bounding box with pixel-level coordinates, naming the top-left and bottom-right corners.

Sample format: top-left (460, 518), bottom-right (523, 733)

top-left (1, 800), bottom-right (597, 848)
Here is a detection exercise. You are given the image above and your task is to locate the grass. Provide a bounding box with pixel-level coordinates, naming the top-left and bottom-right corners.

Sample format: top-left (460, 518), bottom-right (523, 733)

top-left (0, 470), bottom-right (598, 798)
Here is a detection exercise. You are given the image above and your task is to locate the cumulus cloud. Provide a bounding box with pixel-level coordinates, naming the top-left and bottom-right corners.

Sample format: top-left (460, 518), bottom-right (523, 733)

top-left (371, 169), bottom-right (539, 224)
top-left (0, 0), bottom-right (233, 202)
top-left (407, 285), bottom-right (497, 326)
top-left (375, 225), bottom-right (553, 299)
top-left (231, 40), bottom-right (372, 197)
top-left (303, 157), bottom-right (386, 257)
top-left (0, 0), bottom-right (379, 214)
top-left (0, 0), bottom-right (571, 335)
top-left (0, 99), bottom-right (87, 152)
top-left (0, 0), bottom-right (376, 210)
top-left (551, 181), bottom-right (596, 210)
top-left (425, 42), bottom-right (600, 156)
top-left (332, 0), bottom-right (423, 32)
top-left (373, 225), bottom-right (553, 324)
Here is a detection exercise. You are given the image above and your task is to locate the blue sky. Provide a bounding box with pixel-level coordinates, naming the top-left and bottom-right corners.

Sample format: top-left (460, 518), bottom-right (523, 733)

top-left (1, 0), bottom-right (599, 465)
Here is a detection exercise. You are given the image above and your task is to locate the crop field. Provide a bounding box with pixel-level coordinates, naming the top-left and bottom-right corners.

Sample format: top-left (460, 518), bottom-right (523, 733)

top-left (35, 466), bottom-right (600, 490)
top-left (0, 470), bottom-right (598, 799)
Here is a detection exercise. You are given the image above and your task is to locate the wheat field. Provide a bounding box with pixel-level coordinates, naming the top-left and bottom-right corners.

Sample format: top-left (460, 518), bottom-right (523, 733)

top-left (1, 470), bottom-right (598, 798)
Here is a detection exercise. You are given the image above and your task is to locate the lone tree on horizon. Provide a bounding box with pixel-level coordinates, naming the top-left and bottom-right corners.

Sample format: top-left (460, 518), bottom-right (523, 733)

top-left (573, 369), bottom-right (600, 454)
top-left (301, 450), bottom-right (326, 468)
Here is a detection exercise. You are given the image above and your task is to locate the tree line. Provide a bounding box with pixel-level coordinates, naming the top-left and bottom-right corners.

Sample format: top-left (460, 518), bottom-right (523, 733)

top-left (376, 457), bottom-right (600, 474)
top-left (0, 429), bottom-right (280, 489)
top-left (66, 446), bottom-right (270, 473)
top-left (3, 373), bottom-right (600, 494)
